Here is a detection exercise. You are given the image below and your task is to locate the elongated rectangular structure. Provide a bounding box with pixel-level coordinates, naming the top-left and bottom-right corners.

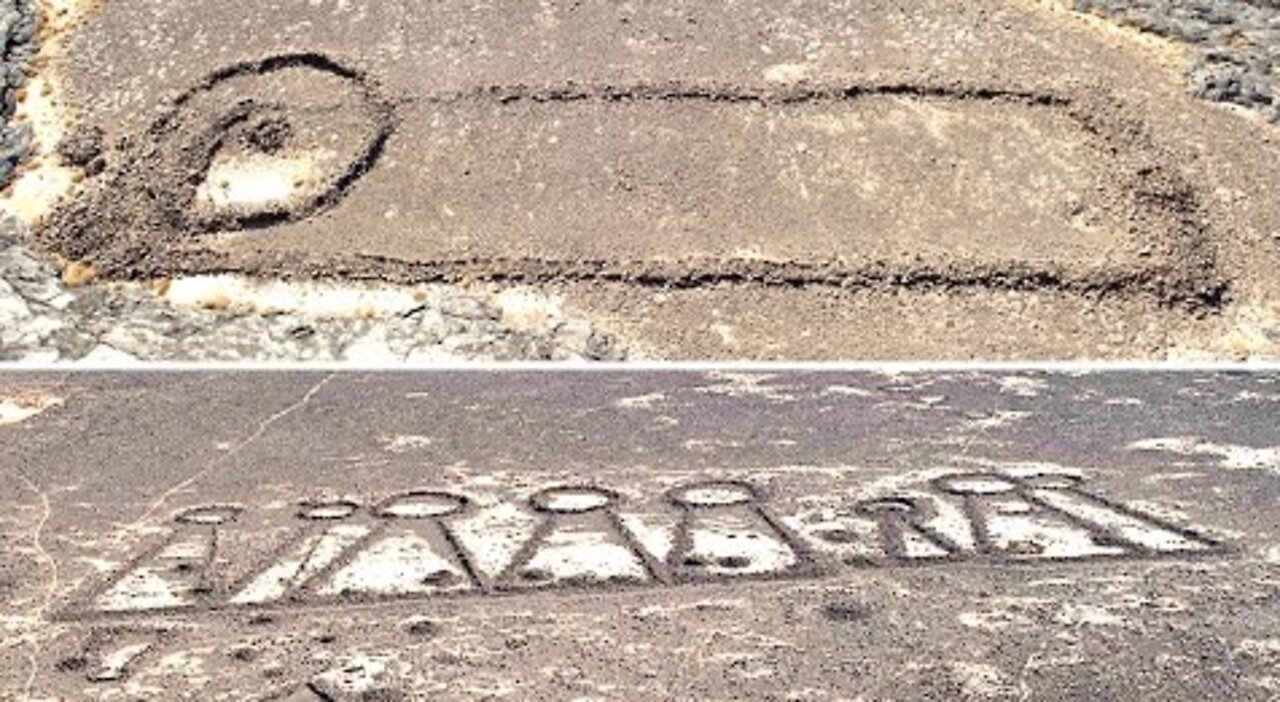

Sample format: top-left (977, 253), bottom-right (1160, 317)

top-left (4, 371), bottom-right (1280, 699)
top-left (40, 0), bottom-right (1263, 314)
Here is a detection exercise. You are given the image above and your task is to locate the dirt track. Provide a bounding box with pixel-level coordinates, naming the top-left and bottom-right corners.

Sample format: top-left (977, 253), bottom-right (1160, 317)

top-left (4, 371), bottom-right (1280, 699)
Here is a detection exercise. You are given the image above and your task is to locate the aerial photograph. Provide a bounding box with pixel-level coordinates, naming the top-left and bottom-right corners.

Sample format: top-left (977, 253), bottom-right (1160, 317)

top-left (2, 0), bottom-right (1279, 699)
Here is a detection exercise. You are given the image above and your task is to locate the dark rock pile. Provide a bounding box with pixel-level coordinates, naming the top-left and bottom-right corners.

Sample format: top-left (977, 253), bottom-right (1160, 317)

top-left (1, 0), bottom-right (38, 186)
top-left (1075, 0), bottom-right (1280, 121)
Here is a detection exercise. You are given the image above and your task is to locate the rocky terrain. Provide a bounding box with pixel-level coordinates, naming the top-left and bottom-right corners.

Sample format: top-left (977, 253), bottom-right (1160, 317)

top-left (1075, 0), bottom-right (1280, 122)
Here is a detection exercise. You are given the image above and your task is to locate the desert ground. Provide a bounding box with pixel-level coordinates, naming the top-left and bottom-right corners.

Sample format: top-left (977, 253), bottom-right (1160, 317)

top-left (1, 0), bottom-right (1279, 360)
top-left (3, 371), bottom-right (1280, 698)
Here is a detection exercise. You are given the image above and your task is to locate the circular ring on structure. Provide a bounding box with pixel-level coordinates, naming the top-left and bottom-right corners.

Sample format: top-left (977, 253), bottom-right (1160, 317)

top-left (175, 504), bottom-right (242, 525)
top-left (1019, 473), bottom-right (1084, 490)
top-left (529, 486), bottom-right (617, 514)
top-left (375, 490), bottom-right (471, 519)
top-left (150, 52), bottom-right (394, 233)
top-left (666, 480), bottom-right (759, 508)
top-left (853, 496), bottom-right (927, 518)
top-left (297, 499), bottom-right (361, 520)
top-left (932, 473), bottom-right (1019, 496)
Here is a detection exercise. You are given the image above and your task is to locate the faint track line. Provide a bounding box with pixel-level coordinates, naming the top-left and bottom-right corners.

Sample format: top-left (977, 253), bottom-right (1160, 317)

top-left (126, 373), bottom-right (336, 533)
top-left (14, 470), bottom-right (58, 698)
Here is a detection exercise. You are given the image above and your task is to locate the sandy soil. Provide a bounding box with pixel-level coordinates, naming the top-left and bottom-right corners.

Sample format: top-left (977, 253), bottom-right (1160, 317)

top-left (3, 371), bottom-right (1280, 699)
top-left (1, 0), bottom-right (1276, 360)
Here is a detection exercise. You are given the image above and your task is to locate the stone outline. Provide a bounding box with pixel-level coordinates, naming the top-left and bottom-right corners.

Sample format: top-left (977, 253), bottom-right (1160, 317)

top-left (54, 471), bottom-right (1227, 622)
top-left (39, 53), bottom-right (1228, 310)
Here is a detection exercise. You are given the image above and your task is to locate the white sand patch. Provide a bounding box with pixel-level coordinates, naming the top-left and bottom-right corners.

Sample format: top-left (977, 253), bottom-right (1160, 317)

top-left (616, 392), bottom-right (666, 410)
top-left (783, 511), bottom-right (880, 561)
top-left (163, 274), bottom-right (428, 317)
top-left (322, 530), bottom-right (471, 596)
top-left (1237, 639), bottom-right (1280, 659)
top-left (943, 475), bottom-right (1018, 495)
top-left (459, 683), bottom-right (518, 698)
top-left (518, 530), bottom-right (649, 583)
top-left (709, 322), bottom-right (737, 346)
top-left (161, 539), bottom-right (207, 559)
top-left (726, 659), bottom-right (776, 680)
top-left (1246, 676), bottom-right (1280, 692)
top-left (96, 569), bottom-right (187, 612)
top-left (1141, 472), bottom-right (1204, 483)
top-left (1129, 436), bottom-right (1280, 475)
top-left (632, 598), bottom-right (746, 621)
top-left (0, 394), bottom-right (63, 426)
top-left (763, 62), bottom-right (811, 83)
top-left (683, 438), bottom-right (745, 452)
top-left (1170, 302), bottom-right (1280, 360)
top-left (495, 288), bottom-right (563, 331)
top-left (314, 653), bottom-right (392, 695)
top-left (79, 556), bottom-right (122, 573)
top-left (873, 395), bottom-right (950, 412)
top-left (681, 514), bottom-right (798, 575)
top-left (1231, 390), bottom-right (1280, 403)
top-left (95, 531), bottom-right (215, 612)
top-left (197, 151), bottom-right (332, 209)
top-left (617, 513), bottom-right (677, 563)
top-left (957, 609), bottom-right (1036, 632)
top-left (1032, 488), bottom-right (1212, 553)
top-left (920, 493), bottom-right (978, 553)
top-left (962, 410), bottom-right (1031, 431)
top-left (304, 503), bottom-right (359, 520)
top-left (177, 508), bottom-right (238, 526)
top-left (77, 344), bottom-right (142, 365)
top-left (849, 470), bottom-right (983, 552)
top-left (451, 502), bottom-right (539, 579)
top-left (380, 434), bottom-right (434, 453)
top-left (89, 642), bottom-right (153, 682)
top-left (899, 528), bottom-right (953, 559)
top-left (153, 650), bottom-right (208, 679)
top-left (379, 494), bottom-right (464, 519)
top-left (1054, 603), bottom-right (1126, 627)
top-left (3, 163), bottom-right (75, 223)
top-left (678, 485), bottom-right (754, 507)
top-left (230, 523), bottom-right (368, 604)
top-left (997, 376), bottom-right (1048, 397)
top-left (695, 372), bottom-right (797, 401)
top-left (1128, 436), bottom-right (1210, 455)
top-left (822, 384), bottom-right (879, 398)
top-left (948, 661), bottom-right (1014, 698)
top-left (156, 277), bottom-right (590, 357)
top-left (1116, 593), bottom-right (1190, 614)
top-left (538, 489), bottom-right (611, 513)
top-left (983, 502), bottom-right (1127, 559)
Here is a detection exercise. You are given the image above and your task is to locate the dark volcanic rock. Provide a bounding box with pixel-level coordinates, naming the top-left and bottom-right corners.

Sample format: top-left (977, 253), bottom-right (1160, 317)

top-left (0, 0), bottom-right (38, 186)
top-left (1075, 0), bottom-right (1280, 122)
